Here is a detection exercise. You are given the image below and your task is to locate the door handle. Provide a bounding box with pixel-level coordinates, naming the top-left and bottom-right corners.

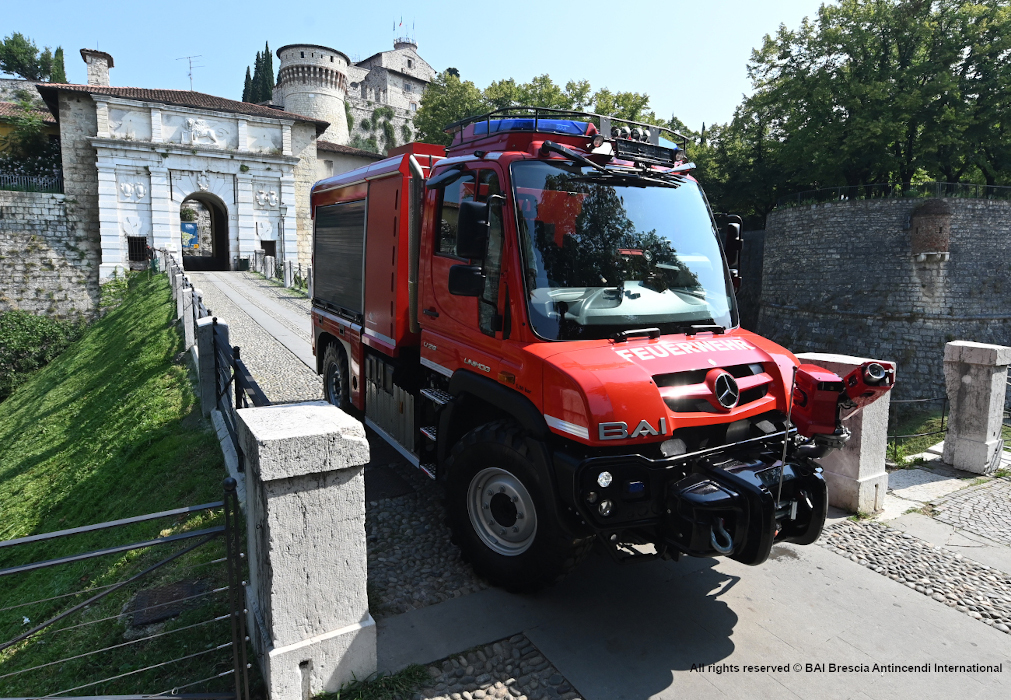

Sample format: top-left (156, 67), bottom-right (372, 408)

top-left (423, 308), bottom-right (439, 318)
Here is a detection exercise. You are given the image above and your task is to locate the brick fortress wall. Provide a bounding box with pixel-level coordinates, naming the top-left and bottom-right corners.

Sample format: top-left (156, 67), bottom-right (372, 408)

top-left (757, 198), bottom-right (1011, 402)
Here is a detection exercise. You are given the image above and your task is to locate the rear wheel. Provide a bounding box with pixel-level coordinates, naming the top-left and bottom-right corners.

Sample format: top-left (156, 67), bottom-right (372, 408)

top-left (446, 420), bottom-right (593, 592)
top-left (322, 342), bottom-right (350, 410)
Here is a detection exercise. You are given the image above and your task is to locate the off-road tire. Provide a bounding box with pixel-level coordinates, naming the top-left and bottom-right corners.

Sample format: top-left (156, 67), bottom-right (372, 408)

top-left (322, 342), bottom-right (350, 410)
top-left (445, 419), bottom-right (593, 592)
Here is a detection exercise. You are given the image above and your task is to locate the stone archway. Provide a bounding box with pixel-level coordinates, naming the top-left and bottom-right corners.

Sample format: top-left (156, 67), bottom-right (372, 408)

top-left (181, 193), bottom-right (229, 271)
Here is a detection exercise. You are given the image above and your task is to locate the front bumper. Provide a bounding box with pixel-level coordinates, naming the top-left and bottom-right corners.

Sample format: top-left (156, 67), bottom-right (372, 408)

top-left (556, 443), bottom-right (828, 566)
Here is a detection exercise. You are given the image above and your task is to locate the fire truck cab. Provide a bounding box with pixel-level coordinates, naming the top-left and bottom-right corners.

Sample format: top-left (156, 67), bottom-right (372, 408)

top-left (310, 108), bottom-right (894, 592)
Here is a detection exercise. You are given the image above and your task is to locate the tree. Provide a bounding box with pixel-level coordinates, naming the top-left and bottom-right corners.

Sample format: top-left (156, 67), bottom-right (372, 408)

top-left (50, 47), bottom-right (66, 83)
top-left (414, 70), bottom-right (485, 145)
top-left (0, 97), bottom-right (61, 177)
top-left (260, 42), bottom-right (274, 103)
top-left (249, 51), bottom-right (262, 102)
top-left (0, 33), bottom-right (54, 81)
top-left (242, 67), bottom-right (252, 102)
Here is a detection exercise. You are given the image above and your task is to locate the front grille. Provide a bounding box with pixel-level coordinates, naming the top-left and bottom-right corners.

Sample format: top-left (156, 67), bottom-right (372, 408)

top-left (656, 363), bottom-right (772, 413)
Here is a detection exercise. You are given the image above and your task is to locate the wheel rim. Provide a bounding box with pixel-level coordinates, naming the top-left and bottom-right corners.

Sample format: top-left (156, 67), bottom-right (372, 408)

top-left (466, 467), bottom-right (538, 556)
top-left (326, 360), bottom-right (343, 405)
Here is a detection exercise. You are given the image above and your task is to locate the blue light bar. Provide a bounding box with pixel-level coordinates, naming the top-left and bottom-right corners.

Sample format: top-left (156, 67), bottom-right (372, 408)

top-left (473, 118), bottom-right (591, 137)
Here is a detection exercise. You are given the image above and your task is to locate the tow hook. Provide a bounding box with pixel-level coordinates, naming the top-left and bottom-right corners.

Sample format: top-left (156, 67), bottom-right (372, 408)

top-left (710, 517), bottom-right (734, 555)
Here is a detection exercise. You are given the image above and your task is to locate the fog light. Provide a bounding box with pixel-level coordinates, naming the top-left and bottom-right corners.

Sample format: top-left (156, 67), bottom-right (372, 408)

top-left (597, 471), bottom-right (613, 488)
top-left (598, 499), bottom-right (613, 516)
top-left (586, 491), bottom-right (598, 504)
top-left (660, 438), bottom-right (687, 457)
top-left (592, 134), bottom-right (605, 148)
top-left (864, 362), bottom-right (886, 384)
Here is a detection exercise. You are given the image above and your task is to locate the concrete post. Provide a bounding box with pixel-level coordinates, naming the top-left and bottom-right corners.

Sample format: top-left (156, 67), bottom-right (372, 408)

top-left (195, 317), bottom-right (222, 417)
top-left (182, 287), bottom-right (195, 350)
top-left (796, 352), bottom-right (892, 514)
top-left (174, 275), bottom-right (185, 320)
top-left (237, 402), bottom-right (375, 699)
top-left (942, 341), bottom-right (1011, 475)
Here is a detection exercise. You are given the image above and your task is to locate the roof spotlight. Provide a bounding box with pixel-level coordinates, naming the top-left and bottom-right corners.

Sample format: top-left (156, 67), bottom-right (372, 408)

top-left (592, 134), bottom-right (605, 148)
top-left (611, 126), bottom-right (620, 138)
top-left (619, 126), bottom-right (630, 139)
top-left (631, 127), bottom-right (642, 140)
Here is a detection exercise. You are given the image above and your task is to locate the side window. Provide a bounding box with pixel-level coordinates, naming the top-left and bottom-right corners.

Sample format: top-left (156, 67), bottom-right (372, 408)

top-left (478, 171), bottom-right (504, 336)
top-left (436, 172), bottom-right (476, 256)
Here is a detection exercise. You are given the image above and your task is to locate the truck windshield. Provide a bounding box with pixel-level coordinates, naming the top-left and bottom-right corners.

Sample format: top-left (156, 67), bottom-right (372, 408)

top-left (511, 160), bottom-right (738, 341)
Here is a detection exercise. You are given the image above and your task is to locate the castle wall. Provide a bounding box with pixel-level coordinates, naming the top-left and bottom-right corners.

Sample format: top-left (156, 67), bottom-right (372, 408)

top-left (757, 198), bottom-right (1011, 403)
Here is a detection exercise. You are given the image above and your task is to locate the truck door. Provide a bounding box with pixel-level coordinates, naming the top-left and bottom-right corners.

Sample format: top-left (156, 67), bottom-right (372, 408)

top-left (426, 168), bottom-right (507, 371)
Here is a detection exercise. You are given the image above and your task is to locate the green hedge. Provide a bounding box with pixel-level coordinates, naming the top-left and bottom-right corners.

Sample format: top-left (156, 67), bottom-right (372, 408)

top-left (0, 310), bottom-right (83, 401)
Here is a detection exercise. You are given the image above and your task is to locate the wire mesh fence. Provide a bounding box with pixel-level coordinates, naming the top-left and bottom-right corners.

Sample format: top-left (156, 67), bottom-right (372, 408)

top-left (0, 173), bottom-right (64, 194)
top-left (0, 480), bottom-right (251, 699)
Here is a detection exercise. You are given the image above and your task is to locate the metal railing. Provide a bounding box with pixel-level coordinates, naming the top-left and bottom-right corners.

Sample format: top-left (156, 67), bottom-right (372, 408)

top-left (887, 396), bottom-right (948, 463)
top-left (0, 479), bottom-right (250, 699)
top-left (777, 181), bottom-right (1011, 208)
top-left (0, 172), bottom-right (64, 194)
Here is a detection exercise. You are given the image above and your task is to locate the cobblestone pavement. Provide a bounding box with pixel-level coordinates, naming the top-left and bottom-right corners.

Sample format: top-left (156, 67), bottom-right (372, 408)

top-left (364, 438), bottom-right (489, 619)
top-left (933, 477), bottom-right (1011, 547)
top-left (191, 272), bottom-right (489, 617)
top-left (189, 272), bottom-right (322, 404)
top-left (229, 272), bottom-right (312, 336)
top-left (413, 635), bottom-right (582, 700)
top-left (820, 519), bottom-right (1011, 634)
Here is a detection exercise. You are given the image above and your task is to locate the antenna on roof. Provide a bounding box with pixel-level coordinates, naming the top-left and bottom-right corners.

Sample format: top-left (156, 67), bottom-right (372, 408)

top-left (175, 55), bottom-right (204, 91)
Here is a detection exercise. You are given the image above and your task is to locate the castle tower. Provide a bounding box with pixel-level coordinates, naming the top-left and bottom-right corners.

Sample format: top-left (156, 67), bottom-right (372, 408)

top-left (274, 44), bottom-right (350, 144)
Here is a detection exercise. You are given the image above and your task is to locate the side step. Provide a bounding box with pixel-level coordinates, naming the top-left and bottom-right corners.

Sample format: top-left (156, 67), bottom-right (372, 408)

top-left (419, 463), bottom-right (436, 480)
top-left (421, 388), bottom-right (452, 406)
top-left (420, 426), bottom-right (437, 442)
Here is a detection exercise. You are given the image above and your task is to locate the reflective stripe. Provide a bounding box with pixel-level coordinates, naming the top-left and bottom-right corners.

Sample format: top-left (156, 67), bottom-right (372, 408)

top-left (544, 415), bottom-right (590, 440)
top-left (420, 356), bottom-right (453, 378)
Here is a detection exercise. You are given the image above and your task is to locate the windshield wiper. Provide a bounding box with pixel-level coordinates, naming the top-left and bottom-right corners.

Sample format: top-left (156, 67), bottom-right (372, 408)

top-left (614, 327), bottom-right (661, 342)
top-left (540, 140), bottom-right (605, 172)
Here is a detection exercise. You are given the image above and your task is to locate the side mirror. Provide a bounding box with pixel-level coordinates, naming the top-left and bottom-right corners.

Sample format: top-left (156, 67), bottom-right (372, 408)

top-left (723, 222), bottom-right (743, 269)
top-left (456, 200), bottom-right (490, 259)
top-left (448, 264), bottom-right (485, 296)
top-left (426, 165), bottom-right (464, 189)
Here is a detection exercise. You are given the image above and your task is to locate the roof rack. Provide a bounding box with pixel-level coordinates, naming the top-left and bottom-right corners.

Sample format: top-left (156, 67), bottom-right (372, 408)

top-left (444, 105), bottom-right (690, 154)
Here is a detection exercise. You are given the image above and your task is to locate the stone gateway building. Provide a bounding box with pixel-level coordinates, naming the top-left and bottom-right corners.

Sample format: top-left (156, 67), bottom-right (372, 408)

top-left (35, 49), bottom-right (331, 281)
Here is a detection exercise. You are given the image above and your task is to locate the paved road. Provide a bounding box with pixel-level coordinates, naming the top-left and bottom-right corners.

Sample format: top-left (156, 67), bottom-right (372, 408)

top-left (192, 272), bottom-right (1011, 700)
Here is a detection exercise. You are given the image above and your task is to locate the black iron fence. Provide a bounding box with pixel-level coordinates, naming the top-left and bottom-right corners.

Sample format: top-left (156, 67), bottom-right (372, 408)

top-left (212, 319), bottom-right (271, 473)
top-left (0, 173), bottom-right (64, 194)
top-left (0, 479), bottom-right (250, 699)
top-left (777, 181), bottom-right (1011, 208)
top-left (887, 396), bottom-right (949, 463)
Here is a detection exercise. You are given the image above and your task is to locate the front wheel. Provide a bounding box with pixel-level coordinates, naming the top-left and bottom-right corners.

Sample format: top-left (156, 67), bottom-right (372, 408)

top-left (322, 342), bottom-right (350, 410)
top-left (445, 420), bottom-right (592, 592)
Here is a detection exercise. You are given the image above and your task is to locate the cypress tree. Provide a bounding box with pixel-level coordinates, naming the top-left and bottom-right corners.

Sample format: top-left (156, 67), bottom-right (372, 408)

top-left (242, 66), bottom-right (252, 102)
top-left (262, 42), bottom-right (274, 103)
top-left (250, 51), bottom-right (262, 103)
top-left (50, 46), bottom-right (66, 83)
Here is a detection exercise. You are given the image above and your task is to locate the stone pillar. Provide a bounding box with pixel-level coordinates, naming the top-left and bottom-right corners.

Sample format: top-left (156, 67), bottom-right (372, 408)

top-left (195, 317), bottom-right (221, 417)
top-left (174, 274), bottom-right (185, 320)
top-left (796, 352), bottom-right (892, 514)
top-left (96, 162), bottom-right (126, 281)
top-left (182, 286), bottom-right (195, 350)
top-left (942, 341), bottom-right (1011, 475)
top-left (236, 174), bottom-right (256, 269)
top-left (149, 167), bottom-right (173, 251)
top-left (237, 402), bottom-right (375, 699)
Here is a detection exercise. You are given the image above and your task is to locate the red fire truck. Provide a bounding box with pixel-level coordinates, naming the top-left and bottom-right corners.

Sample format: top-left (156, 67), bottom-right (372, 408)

top-left (310, 108), bottom-right (894, 592)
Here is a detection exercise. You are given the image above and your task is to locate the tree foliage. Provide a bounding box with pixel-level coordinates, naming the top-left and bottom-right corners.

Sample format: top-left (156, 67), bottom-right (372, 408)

top-left (695, 0), bottom-right (1011, 228)
top-left (0, 97), bottom-right (61, 177)
top-left (415, 70), bottom-right (660, 145)
top-left (242, 43), bottom-right (275, 103)
top-left (0, 33), bottom-right (64, 82)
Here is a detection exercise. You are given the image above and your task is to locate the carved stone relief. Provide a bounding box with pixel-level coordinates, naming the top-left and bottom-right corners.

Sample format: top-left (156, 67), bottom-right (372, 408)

top-left (253, 179), bottom-right (282, 210)
top-left (247, 124), bottom-right (281, 152)
top-left (108, 108), bottom-right (151, 141)
top-left (256, 220), bottom-right (275, 240)
top-left (161, 113), bottom-right (237, 148)
top-left (171, 170), bottom-right (234, 204)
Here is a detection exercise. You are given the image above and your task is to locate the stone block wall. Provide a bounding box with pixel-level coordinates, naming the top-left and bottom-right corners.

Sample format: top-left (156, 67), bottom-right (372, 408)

top-left (757, 198), bottom-right (1011, 403)
top-left (291, 122), bottom-right (318, 265)
top-left (0, 190), bottom-right (100, 317)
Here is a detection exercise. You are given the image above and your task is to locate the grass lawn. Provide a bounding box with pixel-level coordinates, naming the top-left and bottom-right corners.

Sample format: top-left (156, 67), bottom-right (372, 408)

top-left (0, 273), bottom-right (245, 696)
top-left (887, 405), bottom-right (1011, 466)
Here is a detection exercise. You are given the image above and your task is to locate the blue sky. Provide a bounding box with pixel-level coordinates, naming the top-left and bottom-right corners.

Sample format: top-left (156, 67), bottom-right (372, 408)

top-left (3, 0), bottom-right (828, 129)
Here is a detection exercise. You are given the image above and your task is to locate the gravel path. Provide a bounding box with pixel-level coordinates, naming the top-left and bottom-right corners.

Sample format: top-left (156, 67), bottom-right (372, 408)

top-left (819, 519), bottom-right (1011, 635)
top-left (933, 477), bottom-right (1011, 547)
top-left (188, 272), bottom-right (322, 404)
top-left (413, 635), bottom-right (583, 700)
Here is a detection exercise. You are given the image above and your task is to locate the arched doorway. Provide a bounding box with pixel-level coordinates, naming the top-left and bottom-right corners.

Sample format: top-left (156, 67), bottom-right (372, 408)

top-left (181, 193), bottom-right (229, 271)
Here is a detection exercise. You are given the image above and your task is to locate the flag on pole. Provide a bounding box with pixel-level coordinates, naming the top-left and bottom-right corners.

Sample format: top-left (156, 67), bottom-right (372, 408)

top-left (399, 16), bottom-right (403, 27)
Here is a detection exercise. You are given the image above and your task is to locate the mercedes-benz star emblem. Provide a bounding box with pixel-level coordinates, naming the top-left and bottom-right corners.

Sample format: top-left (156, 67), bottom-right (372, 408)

top-left (714, 372), bottom-right (740, 409)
